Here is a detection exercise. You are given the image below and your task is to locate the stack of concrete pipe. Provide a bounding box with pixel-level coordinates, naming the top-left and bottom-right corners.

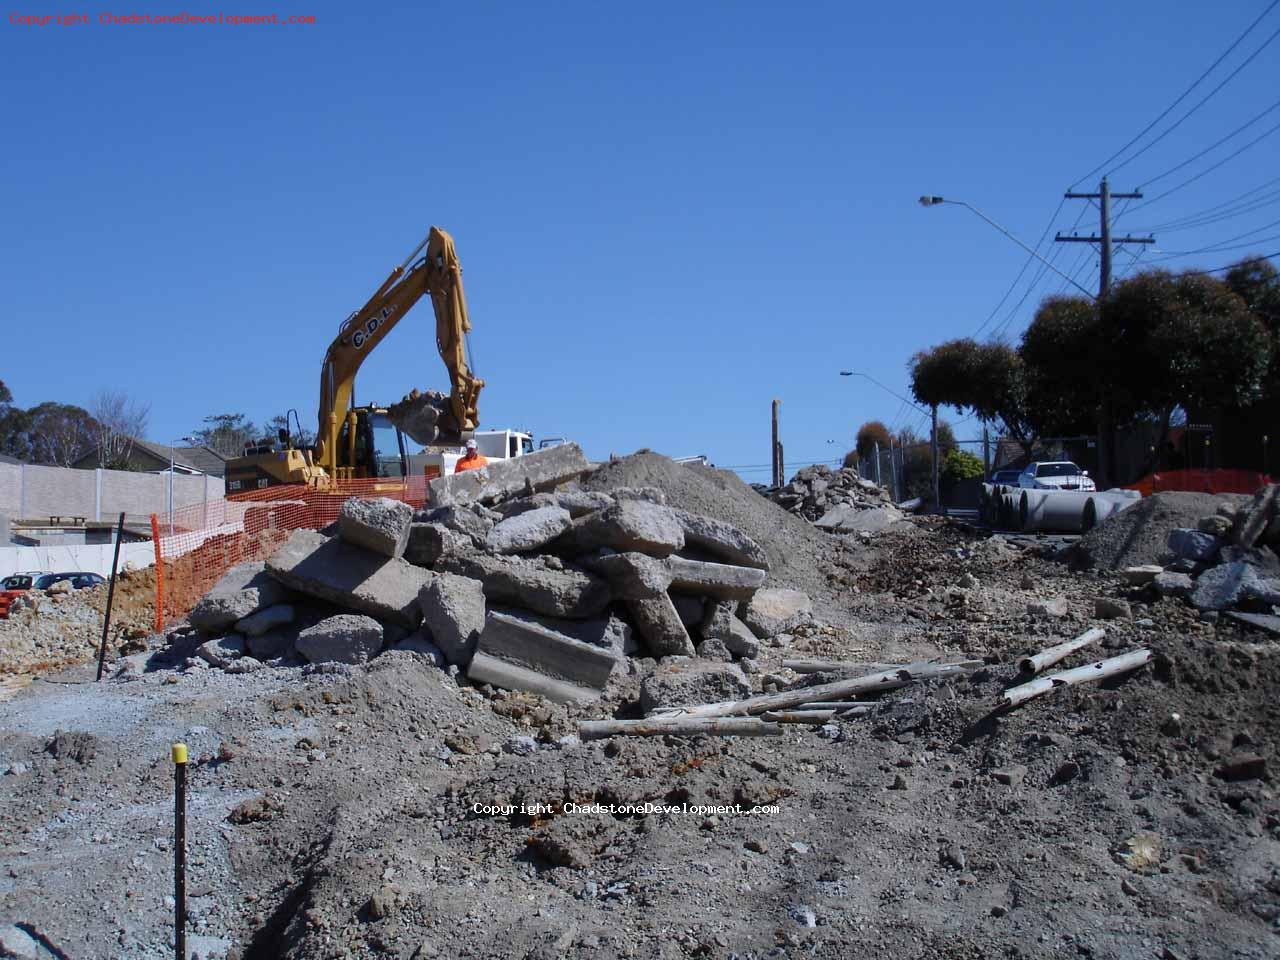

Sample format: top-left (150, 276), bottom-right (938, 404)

top-left (980, 483), bottom-right (1143, 533)
top-left (1081, 488), bottom-right (1142, 531)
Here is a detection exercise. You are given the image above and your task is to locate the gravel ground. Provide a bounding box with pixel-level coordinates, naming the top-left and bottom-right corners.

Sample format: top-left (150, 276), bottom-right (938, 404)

top-left (1, 515), bottom-right (1278, 959)
top-left (1070, 492), bottom-right (1250, 571)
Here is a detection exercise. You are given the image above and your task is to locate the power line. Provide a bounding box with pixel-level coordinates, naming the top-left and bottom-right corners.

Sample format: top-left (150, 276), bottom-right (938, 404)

top-left (1135, 95), bottom-right (1280, 189)
top-left (1071, 0), bottom-right (1280, 188)
top-left (1124, 118), bottom-right (1280, 215)
top-left (1142, 173), bottom-right (1280, 228)
top-left (1148, 231), bottom-right (1280, 262)
top-left (973, 197), bottom-right (1066, 337)
top-left (1109, 23), bottom-right (1280, 179)
top-left (1151, 189), bottom-right (1280, 233)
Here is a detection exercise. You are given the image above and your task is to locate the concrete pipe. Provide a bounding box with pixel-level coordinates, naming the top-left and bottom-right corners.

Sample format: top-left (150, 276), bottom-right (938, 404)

top-left (1081, 491), bottom-right (1141, 532)
top-left (997, 492), bottom-right (1018, 530)
top-left (1019, 489), bottom-right (1094, 533)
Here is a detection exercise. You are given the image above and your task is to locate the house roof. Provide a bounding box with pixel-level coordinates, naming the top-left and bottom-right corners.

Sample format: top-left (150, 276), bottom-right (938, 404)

top-left (128, 440), bottom-right (229, 476)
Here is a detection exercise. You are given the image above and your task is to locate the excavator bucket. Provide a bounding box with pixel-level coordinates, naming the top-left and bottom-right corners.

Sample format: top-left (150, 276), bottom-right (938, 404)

top-left (387, 388), bottom-right (458, 446)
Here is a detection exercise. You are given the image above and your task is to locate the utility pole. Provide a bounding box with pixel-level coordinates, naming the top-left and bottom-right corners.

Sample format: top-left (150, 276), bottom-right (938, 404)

top-left (982, 423), bottom-right (990, 481)
top-left (1056, 178), bottom-right (1155, 486)
top-left (931, 405), bottom-right (940, 515)
top-left (771, 400), bottom-right (781, 488)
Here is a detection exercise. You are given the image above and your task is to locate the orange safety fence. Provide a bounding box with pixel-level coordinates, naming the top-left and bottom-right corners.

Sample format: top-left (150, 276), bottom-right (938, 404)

top-left (1127, 468), bottom-right (1272, 498)
top-left (150, 476), bottom-right (427, 633)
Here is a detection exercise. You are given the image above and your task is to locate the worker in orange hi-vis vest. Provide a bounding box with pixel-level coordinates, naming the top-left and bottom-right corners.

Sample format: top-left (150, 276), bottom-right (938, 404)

top-left (454, 437), bottom-right (489, 473)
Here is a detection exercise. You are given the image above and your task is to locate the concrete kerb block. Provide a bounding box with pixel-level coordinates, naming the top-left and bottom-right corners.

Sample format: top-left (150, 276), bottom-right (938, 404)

top-left (667, 556), bottom-right (766, 601)
top-left (466, 610), bottom-right (618, 703)
top-left (427, 442), bottom-right (591, 507)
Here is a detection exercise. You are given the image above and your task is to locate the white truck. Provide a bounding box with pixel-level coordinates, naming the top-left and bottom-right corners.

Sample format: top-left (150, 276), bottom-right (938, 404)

top-left (407, 428), bottom-right (536, 480)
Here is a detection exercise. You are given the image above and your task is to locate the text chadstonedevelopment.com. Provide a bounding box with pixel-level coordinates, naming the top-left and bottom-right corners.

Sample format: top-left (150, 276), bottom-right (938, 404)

top-left (10, 12), bottom-right (317, 26)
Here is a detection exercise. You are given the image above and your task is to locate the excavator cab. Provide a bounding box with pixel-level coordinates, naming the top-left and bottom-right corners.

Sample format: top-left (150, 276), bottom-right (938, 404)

top-left (337, 407), bottom-right (408, 479)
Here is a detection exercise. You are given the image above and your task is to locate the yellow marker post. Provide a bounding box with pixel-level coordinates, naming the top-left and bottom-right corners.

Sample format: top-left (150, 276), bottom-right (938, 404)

top-left (172, 743), bottom-right (188, 960)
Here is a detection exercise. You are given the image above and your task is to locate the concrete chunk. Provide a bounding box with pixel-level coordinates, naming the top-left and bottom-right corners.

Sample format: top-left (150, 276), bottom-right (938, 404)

top-left (436, 552), bottom-right (612, 619)
top-left (485, 505), bottom-right (573, 554)
top-left (188, 561), bottom-right (288, 633)
top-left (575, 500), bottom-right (685, 556)
top-left (815, 505), bottom-right (902, 534)
top-left (493, 607), bottom-right (639, 659)
top-left (418, 572), bottom-right (486, 667)
top-left (1190, 561), bottom-right (1259, 611)
top-left (670, 508), bottom-right (769, 570)
top-left (339, 496), bottom-right (413, 559)
top-left (234, 604), bottom-right (295, 637)
top-left (1232, 483), bottom-right (1279, 547)
top-left (466, 611), bottom-right (618, 703)
top-left (1119, 565), bottom-right (1164, 586)
top-left (247, 626), bottom-right (298, 661)
top-left (427, 442), bottom-right (591, 506)
top-left (266, 529), bottom-right (429, 628)
top-left (405, 522), bottom-right (473, 567)
top-left (740, 588), bottom-right (812, 638)
top-left (700, 599), bottom-right (761, 658)
top-left (296, 614), bottom-right (384, 664)
top-left (1153, 571), bottom-right (1194, 598)
top-left (197, 634), bottom-right (246, 667)
top-left (593, 552), bottom-right (693, 656)
top-left (667, 556), bottom-right (766, 601)
top-left (640, 659), bottom-right (749, 713)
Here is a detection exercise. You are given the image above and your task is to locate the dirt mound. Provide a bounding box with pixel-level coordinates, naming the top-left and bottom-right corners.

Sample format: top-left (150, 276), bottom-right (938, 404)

top-left (1070, 491), bottom-right (1248, 570)
top-left (581, 453), bottom-right (838, 601)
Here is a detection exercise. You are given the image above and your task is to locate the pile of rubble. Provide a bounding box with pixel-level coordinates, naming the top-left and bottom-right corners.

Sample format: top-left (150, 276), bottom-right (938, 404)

top-left (768, 463), bottom-right (903, 534)
top-left (1109, 484), bottom-right (1280, 631)
top-left (180, 444), bottom-right (816, 703)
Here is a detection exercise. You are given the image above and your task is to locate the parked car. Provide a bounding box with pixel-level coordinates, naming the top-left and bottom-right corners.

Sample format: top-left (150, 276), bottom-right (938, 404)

top-left (1017, 461), bottom-right (1096, 492)
top-left (990, 468), bottom-right (1023, 487)
top-left (0, 574), bottom-right (35, 619)
top-left (33, 572), bottom-right (106, 591)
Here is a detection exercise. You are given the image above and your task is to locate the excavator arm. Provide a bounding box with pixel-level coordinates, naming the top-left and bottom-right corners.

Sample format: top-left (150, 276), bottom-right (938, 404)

top-left (313, 226), bottom-right (484, 473)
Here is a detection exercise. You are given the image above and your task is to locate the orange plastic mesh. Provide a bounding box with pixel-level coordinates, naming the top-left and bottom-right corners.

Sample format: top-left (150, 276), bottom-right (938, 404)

top-left (151, 477), bottom-right (427, 632)
top-left (1127, 468), bottom-right (1272, 498)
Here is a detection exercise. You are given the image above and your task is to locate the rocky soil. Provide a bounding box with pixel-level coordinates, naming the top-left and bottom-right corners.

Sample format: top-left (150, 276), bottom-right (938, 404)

top-left (0, 458), bottom-right (1278, 960)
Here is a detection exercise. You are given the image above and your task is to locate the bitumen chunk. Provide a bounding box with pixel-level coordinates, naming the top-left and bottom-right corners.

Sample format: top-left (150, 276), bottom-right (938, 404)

top-left (436, 552), bottom-right (612, 619)
top-left (266, 529), bottom-right (430, 628)
top-left (740, 588), bottom-right (813, 638)
top-left (1168, 528), bottom-right (1221, 563)
top-left (188, 561), bottom-right (288, 633)
top-left (1190, 561), bottom-right (1259, 612)
top-left (669, 508), bottom-right (769, 570)
top-left (485, 505), bottom-right (573, 554)
top-left (418, 572), bottom-right (486, 667)
top-left (427, 442), bottom-right (591, 506)
top-left (339, 496), bottom-right (414, 559)
top-left (295, 614), bottom-right (384, 665)
top-left (466, 610), bottom-right (618, 703)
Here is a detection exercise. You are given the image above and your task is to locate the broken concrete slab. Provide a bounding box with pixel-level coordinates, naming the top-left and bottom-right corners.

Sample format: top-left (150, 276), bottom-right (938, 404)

top-left (1119, 565), bottom-right (1164, 586)
top-left (667, 556), bottom-right (766, 601)
top-left (1153, 571), bottom-right (1194, 598)
top-left (1231, 483), bottom-right (1279, 548)
top-left (592, 552), bottom-right (694, 657)
top-left (466, 610), bottom-right (618, 703)
top-left (490, 607), bottom-right (638, 660)
top-left (418, 572), bottom-right (486, 667)
top-left (573, 500), bottom-right (685, 556)
top-left (188, 561), bottom-right (288, 633)
top-left (554, 490), bottom-right (615, 517)
top-left (815, 505), bottom-right (901, 535)
top-left (296, 614), bottom-right (384, 664)
top-left (700, 599), bottom-right (760, 658)
top-left (639, 659), bottom-right (750, 714)
top-left (427, 442), bottom-right (590, 507)
top-left (594, 552), bottom-right (674, 595)
top-left (436, 552), bottom-right (612, 619)
top-left (234, 604), bottom-right (295, 637)
top-left (339, 496), bottom-right (413, 559)
top-left (266, 529), bottom-right (429, 628)
top-left (696, 637), bottom-right (733, 662)
top-left (197, 634), bottom-right (246, 667)
top-left (404, 522), bottom-right (473, 567)
top-left (421, 504), bottom-right (495, 542)
top-left (247, 626), bottom-right (297, 661)
top-left (669, 508), bottom-right (769, 570)
top-left (485, 505), bottom-right (573, 555)
top-left (741, 588), bottom-right (812, 638)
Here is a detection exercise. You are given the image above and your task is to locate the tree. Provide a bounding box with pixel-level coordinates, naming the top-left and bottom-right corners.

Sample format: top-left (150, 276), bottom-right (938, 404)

top-left (25, 402), bottom-right (99, 467)
top-left (0, 380), bottom-right (11, 406)
top-left (841, 449), bottom-right (859, 469)
top-left (855, 421), bottom-right (892, 461)
top-left (909, 339), bottom-right (979, 410)
top-left (941, 447), bottom-right (984, 494)
top-left (91, 389), bottom-right (151, 470)
top-left (1019, 295), bottom-right (1101, 438)
top-left (194, 413), bottom-right (259, 458)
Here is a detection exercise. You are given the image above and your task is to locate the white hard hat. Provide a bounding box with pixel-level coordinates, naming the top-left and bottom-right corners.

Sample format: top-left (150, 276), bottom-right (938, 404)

top-left (465, 438), bottom-right (477, 450)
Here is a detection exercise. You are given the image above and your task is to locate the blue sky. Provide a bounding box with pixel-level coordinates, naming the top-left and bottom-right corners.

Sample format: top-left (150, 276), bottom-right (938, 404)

top-left (3, 1), bottom-right (1277, 484)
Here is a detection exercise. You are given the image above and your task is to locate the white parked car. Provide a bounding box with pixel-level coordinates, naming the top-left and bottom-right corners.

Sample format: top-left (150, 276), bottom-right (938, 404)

top-left (1017, 461), bottom-right (1096, 492)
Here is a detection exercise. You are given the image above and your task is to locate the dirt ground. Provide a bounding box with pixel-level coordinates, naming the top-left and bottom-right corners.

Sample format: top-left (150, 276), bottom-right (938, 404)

top-left (1, 518), bottom-right (1278, 960)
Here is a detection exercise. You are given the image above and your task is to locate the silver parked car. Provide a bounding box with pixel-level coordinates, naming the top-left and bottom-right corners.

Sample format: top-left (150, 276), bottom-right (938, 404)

top-left (1017, 461), bottom-right (1096, 492)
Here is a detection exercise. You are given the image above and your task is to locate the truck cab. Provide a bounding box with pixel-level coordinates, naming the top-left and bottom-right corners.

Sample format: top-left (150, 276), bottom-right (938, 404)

top-left (407, 428), bottom-right (534, 479)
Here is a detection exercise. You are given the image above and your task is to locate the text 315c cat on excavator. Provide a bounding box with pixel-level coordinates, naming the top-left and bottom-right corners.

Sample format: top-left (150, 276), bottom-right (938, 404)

top-left (223, 226), bottom-right (485, 498)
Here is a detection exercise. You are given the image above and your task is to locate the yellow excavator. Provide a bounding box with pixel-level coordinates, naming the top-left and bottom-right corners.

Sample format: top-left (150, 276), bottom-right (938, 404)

top-left (224, 226), bottom-right (484, 497)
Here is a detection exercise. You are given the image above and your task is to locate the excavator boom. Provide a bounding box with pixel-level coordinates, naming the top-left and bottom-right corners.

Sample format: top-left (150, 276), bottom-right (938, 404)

top-left (313, 226), bottom-right (484, 475)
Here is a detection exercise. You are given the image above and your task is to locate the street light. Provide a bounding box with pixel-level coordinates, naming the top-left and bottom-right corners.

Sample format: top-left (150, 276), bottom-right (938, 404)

top-left (168, 435), bottom-right (196, 535)
top-left (839, 370), bottom-right (928, 415)
top-left (918, 195), bottom-right (1097, 300)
